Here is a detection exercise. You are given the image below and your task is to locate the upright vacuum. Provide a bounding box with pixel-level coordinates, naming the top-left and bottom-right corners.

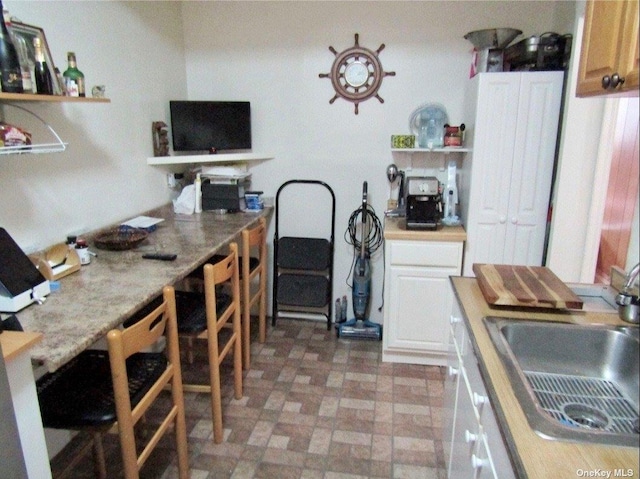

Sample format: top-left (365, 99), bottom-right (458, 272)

top-left (338, 181), bottom-right (382, 340)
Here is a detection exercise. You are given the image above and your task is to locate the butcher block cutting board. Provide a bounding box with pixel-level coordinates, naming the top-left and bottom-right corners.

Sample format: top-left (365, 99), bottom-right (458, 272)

top-left (473, 264), bottom-right (584, 310)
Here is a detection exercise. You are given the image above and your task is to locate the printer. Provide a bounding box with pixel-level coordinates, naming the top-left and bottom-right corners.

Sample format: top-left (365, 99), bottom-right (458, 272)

top-left (201, 176), bottom-right (251, 212)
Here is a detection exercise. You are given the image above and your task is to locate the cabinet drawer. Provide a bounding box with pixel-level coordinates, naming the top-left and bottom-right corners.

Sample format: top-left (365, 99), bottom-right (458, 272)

top-left (389, 241), bottom-right (462, 267)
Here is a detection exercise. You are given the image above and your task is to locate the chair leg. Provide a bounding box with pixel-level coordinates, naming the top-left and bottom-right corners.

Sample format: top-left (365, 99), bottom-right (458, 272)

top-left (207, 330), bottom-right (224, 444)
top-left (242, 279), bottom-right (251, 369)
top-left (258, 274), bottom-right (267, 343)
top-left (91, 432), bottom-right (107, 479)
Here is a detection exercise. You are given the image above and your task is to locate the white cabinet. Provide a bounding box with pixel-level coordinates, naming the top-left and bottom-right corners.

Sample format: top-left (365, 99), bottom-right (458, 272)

top-left (460, 72), bottom-right (563, 276)
top-left (382, 239), bottom-right (463, 365)
top-left (444, 298), bottom-right (515, 479)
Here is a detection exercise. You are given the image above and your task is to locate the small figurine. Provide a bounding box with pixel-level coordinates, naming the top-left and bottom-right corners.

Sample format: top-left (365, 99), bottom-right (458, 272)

top-left (152, 121), bottom-right (169, 157)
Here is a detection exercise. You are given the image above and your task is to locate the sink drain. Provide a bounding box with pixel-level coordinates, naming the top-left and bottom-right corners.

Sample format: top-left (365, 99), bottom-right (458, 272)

top-left (562, 403), bottom-right (610, 430)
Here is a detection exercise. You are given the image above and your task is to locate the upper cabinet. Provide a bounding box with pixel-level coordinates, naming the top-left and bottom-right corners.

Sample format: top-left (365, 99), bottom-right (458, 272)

top-left (577, 0), bottom-right (639, 97)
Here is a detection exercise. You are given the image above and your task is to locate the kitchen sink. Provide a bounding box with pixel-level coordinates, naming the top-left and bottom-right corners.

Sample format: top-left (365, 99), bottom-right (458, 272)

top-left (484, 317), bottom-right (640, 447)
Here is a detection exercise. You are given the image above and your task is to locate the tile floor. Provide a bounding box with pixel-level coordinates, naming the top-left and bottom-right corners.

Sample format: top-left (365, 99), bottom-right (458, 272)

top-left (50, 318), bottom-right (448, 479)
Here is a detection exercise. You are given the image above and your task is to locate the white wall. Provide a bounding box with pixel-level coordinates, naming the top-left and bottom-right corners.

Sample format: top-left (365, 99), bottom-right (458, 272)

top-left (1, 1), bottom-right (187, 251)
top-left (181, 1), bottom-right (575, 324)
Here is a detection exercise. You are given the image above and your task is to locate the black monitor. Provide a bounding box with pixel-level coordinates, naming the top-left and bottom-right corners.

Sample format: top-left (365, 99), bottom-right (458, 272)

top-left (169, 101), bottom-right (251, 153)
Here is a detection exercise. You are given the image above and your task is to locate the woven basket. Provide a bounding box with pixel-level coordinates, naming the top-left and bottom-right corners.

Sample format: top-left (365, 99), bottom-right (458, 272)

top-left (93, 228), bottom-right (148, 251)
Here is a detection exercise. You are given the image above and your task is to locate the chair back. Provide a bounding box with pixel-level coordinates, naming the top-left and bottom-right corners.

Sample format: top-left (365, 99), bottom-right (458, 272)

top-left (106, 285), bottom-right (188, 479)
top-left (203, 243), bottom-right (241, 329)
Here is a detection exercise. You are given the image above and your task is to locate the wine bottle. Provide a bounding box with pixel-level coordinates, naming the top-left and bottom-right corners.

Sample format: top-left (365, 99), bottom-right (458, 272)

top-left (63, 52), bottom-right (85, 97)
top-left (0, 1), bottom-right (23, 93)
top-left (33, 37), bottom-right (53, 95)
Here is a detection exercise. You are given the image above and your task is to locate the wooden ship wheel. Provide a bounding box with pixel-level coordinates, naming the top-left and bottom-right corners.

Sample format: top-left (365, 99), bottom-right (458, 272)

top-left (319, 33), bottom-right (396, 114)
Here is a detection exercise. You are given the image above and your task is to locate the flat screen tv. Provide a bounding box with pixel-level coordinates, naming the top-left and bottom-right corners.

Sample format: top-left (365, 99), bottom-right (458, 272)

top-left (169, 101), bottom-right (251, 153)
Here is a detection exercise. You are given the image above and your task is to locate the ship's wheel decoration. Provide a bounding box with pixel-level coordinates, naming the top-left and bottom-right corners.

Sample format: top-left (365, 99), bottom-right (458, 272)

top-left (319, 33), bottom-right (395, 114)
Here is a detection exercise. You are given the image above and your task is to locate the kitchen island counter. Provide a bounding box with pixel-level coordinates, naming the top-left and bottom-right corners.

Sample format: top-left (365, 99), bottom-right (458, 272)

top-left (451, 276), bottom-right (639, 478)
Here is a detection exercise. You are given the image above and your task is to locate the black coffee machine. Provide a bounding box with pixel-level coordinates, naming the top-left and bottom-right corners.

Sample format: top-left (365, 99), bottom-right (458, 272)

top-left (405, 176), bottom-right (442, 230)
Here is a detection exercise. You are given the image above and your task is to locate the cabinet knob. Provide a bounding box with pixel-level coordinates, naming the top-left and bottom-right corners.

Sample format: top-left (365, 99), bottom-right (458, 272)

top-left (448, 366), bottom-right (459, 377)
top-left (473, 392), bottom-right (488, 407)
top-left (499, 215), bottom-right (506, 224)
top-left (511, 217), bottom-right (517, 224)
top-left (471, 454), bottom-right (489, 470)
top-left (602, 75), bottom-right (611, 89)
top-left (450, 315), bottom-right (461, 325)
top-left (611, 73), bottom-right (625, 88)
top-left (465, 429), bottom-right (478, 444)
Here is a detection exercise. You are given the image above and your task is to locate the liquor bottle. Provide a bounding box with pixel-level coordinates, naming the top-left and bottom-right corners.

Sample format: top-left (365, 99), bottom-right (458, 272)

top-left (63, 52), bottom-right (85, 97)
top-left (33, 37), bottom-right (53, 95)
top-left (0, 1), bottom-right (23, 93)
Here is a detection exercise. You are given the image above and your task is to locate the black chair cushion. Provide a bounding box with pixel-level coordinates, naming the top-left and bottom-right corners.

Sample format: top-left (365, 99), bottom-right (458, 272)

top-left (36, 349), bottom-right (167, 429)
top-left (174, 290), bottom-right (232, 334)
top-left (276, 273), bottom-right (329, 308)
top-left (186, 255), bottom-right (259, 281)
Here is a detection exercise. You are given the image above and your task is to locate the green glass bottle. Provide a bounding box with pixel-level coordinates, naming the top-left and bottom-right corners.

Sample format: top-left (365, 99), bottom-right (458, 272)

top-left (63, 52), bottom-right (85, 97)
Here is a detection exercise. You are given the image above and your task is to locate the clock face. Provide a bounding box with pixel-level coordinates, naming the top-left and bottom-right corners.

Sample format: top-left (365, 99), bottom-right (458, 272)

top-left (344, 61), bottom-right (369, 87)
top-left (319, 33), bottom-right (395, 114)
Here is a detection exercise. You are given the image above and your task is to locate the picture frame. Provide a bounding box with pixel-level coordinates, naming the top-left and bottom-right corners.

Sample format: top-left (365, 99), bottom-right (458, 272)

top-left (10, 22), bottom-right (63, 95)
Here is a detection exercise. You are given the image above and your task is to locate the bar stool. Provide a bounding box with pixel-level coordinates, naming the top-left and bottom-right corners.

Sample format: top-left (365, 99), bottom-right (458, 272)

top-left (185, 217), bottom-right (267, 369)
top-left (175, 242), bottom-right (243, 444)
top-left (36, 286), bottom-right (189, 479)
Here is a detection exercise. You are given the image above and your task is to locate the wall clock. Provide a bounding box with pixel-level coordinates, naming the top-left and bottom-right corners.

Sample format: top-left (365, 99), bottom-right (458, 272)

top-left (319, 33), bottom-right (395, 114)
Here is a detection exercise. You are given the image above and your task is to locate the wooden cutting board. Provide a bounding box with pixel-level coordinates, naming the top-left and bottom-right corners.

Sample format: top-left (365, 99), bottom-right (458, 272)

top-left (473, 264), bottom-right (584, 310)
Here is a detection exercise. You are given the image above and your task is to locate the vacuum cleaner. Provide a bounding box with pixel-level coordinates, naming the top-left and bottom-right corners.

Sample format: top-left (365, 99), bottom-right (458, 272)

top-left (338, 181), bottom-right (383, 341)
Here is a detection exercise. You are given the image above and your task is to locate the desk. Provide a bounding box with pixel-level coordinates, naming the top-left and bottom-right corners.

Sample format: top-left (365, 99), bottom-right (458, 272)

top-left (17, 204), bottom-right (272, 373)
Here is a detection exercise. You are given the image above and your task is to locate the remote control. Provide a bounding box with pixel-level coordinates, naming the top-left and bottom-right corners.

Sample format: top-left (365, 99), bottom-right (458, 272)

top-left (142, 253), bottom-right (177, 261)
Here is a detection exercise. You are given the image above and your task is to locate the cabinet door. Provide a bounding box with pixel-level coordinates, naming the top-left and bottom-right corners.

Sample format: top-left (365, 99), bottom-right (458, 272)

top-left (578, 0), bottom-right (640, 96)
top-left (463, 74), bottom-right (520, 275)
top-left (618, 0), bottom-right (640, 91)
top-left (385, 266), bottom-right (453, 352)
top-left (449, 373), bottom-right (481, 479)
top-left (504, 72), bottom-right (563, 265)
top-left (444, 323), bottom-right (461, 476)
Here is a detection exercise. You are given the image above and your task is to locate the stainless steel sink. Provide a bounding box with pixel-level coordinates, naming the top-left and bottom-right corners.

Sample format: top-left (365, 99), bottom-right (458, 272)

top-left (484, 317), bottom-right (640, 447)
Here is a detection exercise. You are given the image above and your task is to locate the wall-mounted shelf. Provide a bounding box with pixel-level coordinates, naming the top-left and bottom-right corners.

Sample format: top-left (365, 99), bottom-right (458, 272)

top-left (147, 152), bottom-right (274, 165)
top-left (0, 92), bottom-right (110, 103)
top-left (391, 147), bottom-right (471, 154)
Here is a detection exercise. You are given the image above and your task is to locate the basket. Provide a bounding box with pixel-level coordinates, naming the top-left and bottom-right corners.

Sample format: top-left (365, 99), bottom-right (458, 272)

top-left (93, 228), bottom-right (148, 251)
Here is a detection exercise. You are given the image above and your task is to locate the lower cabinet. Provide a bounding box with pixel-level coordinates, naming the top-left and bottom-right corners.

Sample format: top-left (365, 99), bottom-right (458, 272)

top-left (445, 299), bottom-right (515, 479)
top-left (382, 239), bottom-right (463, 365)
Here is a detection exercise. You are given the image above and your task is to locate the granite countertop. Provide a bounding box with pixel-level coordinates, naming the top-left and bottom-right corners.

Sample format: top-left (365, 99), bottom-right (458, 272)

top-left (17, 204), bottom-right (272, 372)
top-left (383, 216), bottom-right (466, 242)
top-left (451, 276), bottom-right (639, 478)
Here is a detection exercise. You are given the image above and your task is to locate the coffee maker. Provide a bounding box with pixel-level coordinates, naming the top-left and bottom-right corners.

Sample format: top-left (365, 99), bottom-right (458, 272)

top-left (405, 176), bottom-right (442, 230)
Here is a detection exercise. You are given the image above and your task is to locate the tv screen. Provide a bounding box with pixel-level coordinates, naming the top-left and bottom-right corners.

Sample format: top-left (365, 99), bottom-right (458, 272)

top-left (170, 101), bottom-right (251, 152)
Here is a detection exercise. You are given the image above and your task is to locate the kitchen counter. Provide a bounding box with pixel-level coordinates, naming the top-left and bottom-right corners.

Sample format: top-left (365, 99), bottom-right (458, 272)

top-left (383, 217), bottom-right (466, 242)
top-left (16, 204), bottom-right (272, 372)
top-left (450, 276), bottom-right (639, 478)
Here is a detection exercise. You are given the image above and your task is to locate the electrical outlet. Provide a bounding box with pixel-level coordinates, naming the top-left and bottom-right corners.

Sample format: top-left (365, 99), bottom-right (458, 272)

top-left (166, 173), bottom-right (177, 188)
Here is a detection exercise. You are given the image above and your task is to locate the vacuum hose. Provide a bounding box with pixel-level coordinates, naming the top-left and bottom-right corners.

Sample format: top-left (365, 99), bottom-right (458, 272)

top-left (344, 182), bottom-right (383, 258)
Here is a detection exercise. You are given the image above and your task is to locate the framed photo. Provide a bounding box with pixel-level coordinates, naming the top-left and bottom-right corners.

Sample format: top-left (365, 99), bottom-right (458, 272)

top-left (10, 22), bottom-right (63, 95)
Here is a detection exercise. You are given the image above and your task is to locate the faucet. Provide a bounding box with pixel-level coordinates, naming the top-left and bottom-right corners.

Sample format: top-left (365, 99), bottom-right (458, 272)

top-left (615, 262), bottom-right (639, 324)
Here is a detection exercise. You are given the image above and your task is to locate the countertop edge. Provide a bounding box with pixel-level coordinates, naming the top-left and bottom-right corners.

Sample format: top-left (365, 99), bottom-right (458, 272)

top-left (1, 331), bottom-right (43, 361)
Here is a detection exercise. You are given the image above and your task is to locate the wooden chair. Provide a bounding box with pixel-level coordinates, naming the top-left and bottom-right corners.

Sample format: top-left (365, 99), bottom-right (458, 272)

top-left (184, 218), bottom-right (267, 369)
top-left (36, 286), bottom-right (189, 479)
top-left (240, 216), bottom-right (268, 366)
top-left (175, 242), bottom-right (243, 443)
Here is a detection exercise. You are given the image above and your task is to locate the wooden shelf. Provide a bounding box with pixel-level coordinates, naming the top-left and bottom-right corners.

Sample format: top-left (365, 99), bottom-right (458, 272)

top-left (0, 92), bottom-right (110, 103)
top-left (391, 147), bottom-right (471, 154)
top-left (147, 152), bottom-right (274, 165)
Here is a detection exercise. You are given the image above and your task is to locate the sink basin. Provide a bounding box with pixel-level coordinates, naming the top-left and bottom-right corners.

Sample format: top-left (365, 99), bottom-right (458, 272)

top-left (484, 317), bottom-right (639, 447)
